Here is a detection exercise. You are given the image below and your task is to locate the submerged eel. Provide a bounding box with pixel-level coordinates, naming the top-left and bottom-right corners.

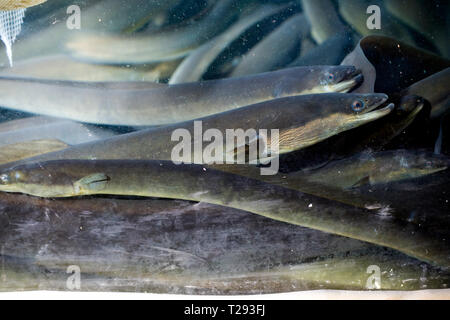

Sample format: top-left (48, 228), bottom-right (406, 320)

top-left (402, 68), bottom-right (450, 119)
top-left (0, 93), bottom-right (392, 210)
top-left (2, 252), bottom-right (448, 293)
top-left (298, 149), bottom-right (450, 190)
top-left (1, 191), bottom-right (447, 293)
top-left (0, 55), bottom-right (181, 83)
top-left (0, 116), bottom-right (116, 147)
top-left (301, 0), bottom-right (348, 44)
top-left (0, 93), bottom-right (390, 169)
top-left (1, 0), bottom-right (181, 64)
top-left (208, 149), bottom-right (449, 213)
top-left (66, 0), bottom-right (242, 65)
top-left (0, 65), bottom-right (362, 126)
top-left (338, 0), bottom-right (416, 46)
top-left (230, 13), bottom-right (310, 77)
top-left (0, 159), bottom-right (448, 268)
top-left (0, 139), bottom-right (68, 165)
top-left (169, 3), bottom-right (288, 83)
top-left (160, 252), bottom-right (450, 293)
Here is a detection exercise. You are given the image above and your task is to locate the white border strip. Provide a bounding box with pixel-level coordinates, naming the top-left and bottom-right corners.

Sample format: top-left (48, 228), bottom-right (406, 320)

top-left (0, 289), bottom-right (450, 300)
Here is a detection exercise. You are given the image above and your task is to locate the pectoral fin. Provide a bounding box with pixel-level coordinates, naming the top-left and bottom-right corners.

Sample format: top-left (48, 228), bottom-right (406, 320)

top-left (74, 173), bottom-right (110, 194)
top-left (434, 118), bottom-right (443, 155)
top-left (350, 176), bottom-right (371, 189)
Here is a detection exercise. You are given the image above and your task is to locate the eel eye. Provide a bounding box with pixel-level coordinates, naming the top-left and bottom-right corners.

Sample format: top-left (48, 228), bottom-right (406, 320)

top-left (351, 100), bottom-right (365, 112)
top-left (325, 72), bottom-right (334, 81)
top-left (0, 174), bottom-right (9, 185)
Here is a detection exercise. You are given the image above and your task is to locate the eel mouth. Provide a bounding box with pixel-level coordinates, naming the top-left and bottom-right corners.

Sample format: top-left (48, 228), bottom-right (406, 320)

top-left (352, 103), bottom-right (395, 125)
top-left (405, 102), bottom-right (424, 120)
top-left (363, 93), bottom-right (389, 113)
top-left (332, 69), bottom-right (364, 93)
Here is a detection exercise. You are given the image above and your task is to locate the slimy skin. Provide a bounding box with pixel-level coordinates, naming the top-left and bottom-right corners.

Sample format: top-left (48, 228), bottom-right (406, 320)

top-left (289, 32), bottom-right (354, 68)
top-left (338, 0), bottom-right (416, 46)
top-left (301, 150), bottom-right (450, 190)
top-left (0, 55), bottom-right (180, 82)
top-left (66, 0), bottom-right (242, 65)
top-left (0, 160), bottom-right (449, 268)
top-left (351, 164), bottom-right (450, 234)
top-left (0, 94), bottom-right (392, 217)
top-left (0, 139), bottom-right (68, 165)
top-left (341, 36), bottom-right (450, 95)
top-left (1, 254), bottom-right (448, 293)
top-left (1, 192), bottom-right (447, 293)
top-left (0, 116), bottom-right (116, 147)
top-left (210, 152), bottom-right (449, 213)
top-left (402, 68), bottom-right (450, 119)
top-left (167, 253), bottom-right (450, 293)
top-left (385, 0), bottom-right (450, 58)
top-left (230, 13), bottom-right (310, 77)
top-left (169, 3), bottom-right (288, 83)
top-left (0, 93), bottom-right (390, 168)
top-left (301, 0), bottom-right (347, 44)
top-left (0, 66), bottom-right (363, 126)
top-left (1, 0), bottom-right (182, 65)
top-left (0, 191), bottom-right (375, 293)
top-left (304, 95), bottom-right (426, 163)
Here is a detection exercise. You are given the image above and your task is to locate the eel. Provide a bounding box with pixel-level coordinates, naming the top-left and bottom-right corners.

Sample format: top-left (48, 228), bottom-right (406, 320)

top-left (289, 32), bottom-right (354, 67)
top-left (0, 116), bottom-right (116, 146)
top-left (1, 0), bottom-right (182, 65)
top-left (0, 191), bottom-right (374, 293)
top-left (341, 35), bottom-right (450, 95)
top-left (66, 0), bottom-right (244, 65)
top-left (169, 3), bottom-right (288, 84)
top-left (350, 166), bottom-right (450, 233)
top-left (0, 55), bottom-right (180, 82)
top-left (1, 192), bottom-right (447, 293)
top-left (230, 13), bottom-right (310, 77)
top-left (385, 0), bottom-right (450, 58)
top-left (0, 92), bottom-right (389, 169)
top-left (207, 150), bottom-right (449, 224)
top-left (301, 0), bottom-right (348, 44)
top-left (2, 247), bottom-right (448, 293)
top-left (299, 149), bottom-right (450, 190)
top-left (0, 139), bottom-right (68, 165)
top-left (272, 94), bottom-right (424, 173)
top-left (161, 252), bottom-right (450, 293)
top-left (401, 68), bottom-right (450, 119)
top-left (337, 0), bottom-right (416, 46)
top-left (0, 159), bottom-right (449, 268)
top-left (320, 95), bottom-right (426, 160)
top-left (0, 65), bottom-right (363, 126)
